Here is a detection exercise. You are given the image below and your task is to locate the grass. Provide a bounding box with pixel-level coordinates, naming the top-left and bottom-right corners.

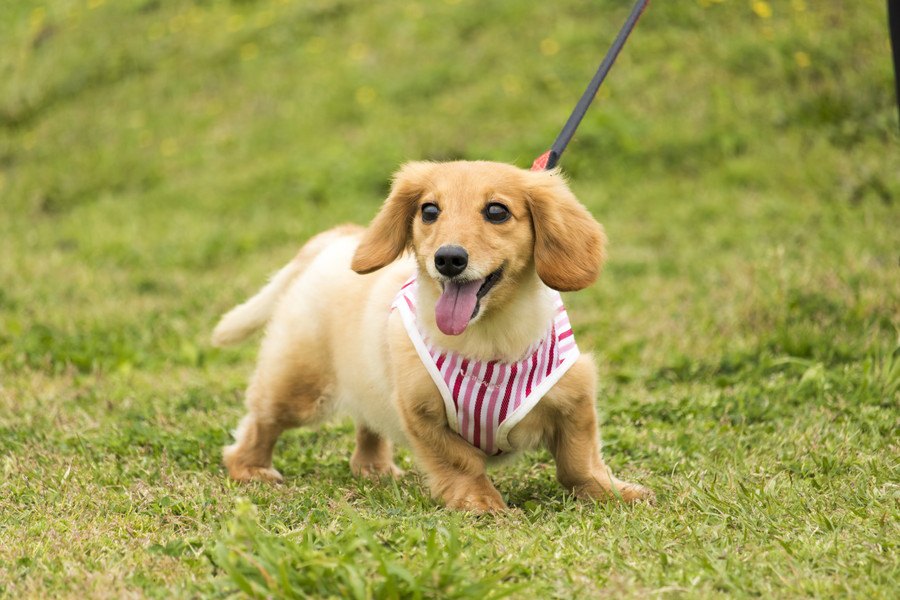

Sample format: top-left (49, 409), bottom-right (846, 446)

top-left (1, 0), bottom-right (898, 597)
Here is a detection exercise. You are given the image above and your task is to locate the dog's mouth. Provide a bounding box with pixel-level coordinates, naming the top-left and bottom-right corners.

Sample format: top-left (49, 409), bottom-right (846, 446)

top-left (434, 268), bottom-right (503, 336)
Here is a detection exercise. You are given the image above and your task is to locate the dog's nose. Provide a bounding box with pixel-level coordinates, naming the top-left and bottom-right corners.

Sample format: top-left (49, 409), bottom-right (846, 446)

top-left (434, 245), bottom-right (468, 278)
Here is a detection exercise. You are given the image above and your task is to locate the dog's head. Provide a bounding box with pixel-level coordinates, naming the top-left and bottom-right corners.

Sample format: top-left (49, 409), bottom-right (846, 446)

top-left (351, 161), bottom-right (606, 336)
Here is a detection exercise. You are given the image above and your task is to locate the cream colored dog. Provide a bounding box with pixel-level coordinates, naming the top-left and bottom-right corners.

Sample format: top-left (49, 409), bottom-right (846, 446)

top-left (212, 161), bottom-right (651, 511)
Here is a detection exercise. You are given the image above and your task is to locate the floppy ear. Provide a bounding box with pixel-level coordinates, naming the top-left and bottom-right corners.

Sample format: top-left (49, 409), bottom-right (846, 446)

top-left (351, 162), bottom-right (434, 274)
top-left (526, 170), bottom-right (607, 291)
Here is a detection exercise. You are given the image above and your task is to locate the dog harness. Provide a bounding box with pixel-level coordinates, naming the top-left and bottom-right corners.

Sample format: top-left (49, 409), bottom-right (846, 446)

top-left (392, 276), bottom-right (580, 455)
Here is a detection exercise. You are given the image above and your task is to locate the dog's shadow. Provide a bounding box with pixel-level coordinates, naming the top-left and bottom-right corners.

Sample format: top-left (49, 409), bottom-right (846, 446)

top-left (492, 456), bottom-right (571, 509)
top-left (266, 434), bottom-right (637, 513)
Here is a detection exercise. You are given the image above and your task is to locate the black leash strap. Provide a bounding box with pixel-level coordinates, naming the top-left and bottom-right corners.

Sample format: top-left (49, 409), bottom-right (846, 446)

top-left (890, 0), bottom-right (900, 126)
top-left (532, 0), bottom-right (651, 171)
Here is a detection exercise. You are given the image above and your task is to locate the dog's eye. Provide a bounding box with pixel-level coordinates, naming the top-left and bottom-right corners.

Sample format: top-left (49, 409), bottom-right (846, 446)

top-left (421, 203), bottom-right (440, 223)
top-left (483, 202), bottom-right (511, 224)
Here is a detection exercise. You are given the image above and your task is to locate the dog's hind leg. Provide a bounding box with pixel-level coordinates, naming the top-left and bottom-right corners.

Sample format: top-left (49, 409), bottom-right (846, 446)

top-left (350, 424), bottom-right (404, 479)
top-left (223, 360), bottom-right (332, 484)
top-left (223, 414), bottom-right (289, 483)
top-left (219, 225), bottom-right (360, 483)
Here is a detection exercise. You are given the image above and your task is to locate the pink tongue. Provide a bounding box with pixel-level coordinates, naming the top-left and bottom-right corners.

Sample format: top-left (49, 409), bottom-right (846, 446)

top-left (435, 279), bottom-right (483, 335)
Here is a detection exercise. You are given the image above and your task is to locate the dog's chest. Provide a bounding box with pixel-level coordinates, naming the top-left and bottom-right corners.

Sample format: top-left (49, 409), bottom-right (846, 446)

top-left (391, 276), bottom-right (580, 455)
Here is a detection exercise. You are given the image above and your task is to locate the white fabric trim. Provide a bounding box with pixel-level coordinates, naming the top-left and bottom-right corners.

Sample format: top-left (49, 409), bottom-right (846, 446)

top-left (394, 299), bottom-right (459, 432)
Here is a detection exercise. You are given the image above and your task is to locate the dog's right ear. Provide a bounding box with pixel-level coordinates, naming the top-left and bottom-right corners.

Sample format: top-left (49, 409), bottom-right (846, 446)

top-left (351, 162), bottom-right (434, 274)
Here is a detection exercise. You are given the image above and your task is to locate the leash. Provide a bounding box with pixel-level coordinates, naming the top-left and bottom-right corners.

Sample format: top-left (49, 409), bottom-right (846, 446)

top-left (531, 0), bottom-right (651, 171)
top-left (890, 0), bottom-right (900, 126)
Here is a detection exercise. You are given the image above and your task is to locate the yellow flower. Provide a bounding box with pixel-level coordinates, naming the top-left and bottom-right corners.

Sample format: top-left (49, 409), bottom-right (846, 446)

top-left (355, 86), bottom-right (377, 106)
top-left (227, 15), bottom-right (243, 33)
top-left (540, 38), bottom-right (559, 57)
top-left (160, 138), bottom-right (178, 157)
top-left (794, 51), bottom-right (810, 69)
top-left (29, 7), bottom-right (46, 32)
top-left (751, 1), bottom-right (772, 19)
top-left (502, 75), bottom-right (522, 96)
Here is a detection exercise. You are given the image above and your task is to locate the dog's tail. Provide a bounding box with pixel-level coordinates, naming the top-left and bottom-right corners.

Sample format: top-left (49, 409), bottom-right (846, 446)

top-left (210, 259), bottom-right (304, 347)
top-left (210, 225), bottom-right (363, 348)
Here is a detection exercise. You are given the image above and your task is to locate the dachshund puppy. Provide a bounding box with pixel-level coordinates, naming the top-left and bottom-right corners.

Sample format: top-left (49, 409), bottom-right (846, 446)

top-left (212, 161), bottom-right (652, 511)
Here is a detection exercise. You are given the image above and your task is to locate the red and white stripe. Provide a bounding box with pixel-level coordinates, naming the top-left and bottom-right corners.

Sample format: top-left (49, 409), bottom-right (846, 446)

top-left (392, 276), bottom-right (580, 454)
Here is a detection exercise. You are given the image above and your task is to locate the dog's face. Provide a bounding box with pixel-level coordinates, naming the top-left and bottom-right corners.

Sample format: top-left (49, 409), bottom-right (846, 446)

top-left (351, 161), bottom-right (606, 335)
top-left (407, 163), bottom-right (538, 335)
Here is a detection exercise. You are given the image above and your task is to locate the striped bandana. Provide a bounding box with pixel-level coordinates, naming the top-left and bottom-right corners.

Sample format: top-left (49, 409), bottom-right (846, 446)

top-left (392, 276), bottom-right (580, 454)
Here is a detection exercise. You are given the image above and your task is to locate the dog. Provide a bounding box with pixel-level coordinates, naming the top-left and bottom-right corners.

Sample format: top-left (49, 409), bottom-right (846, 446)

top-left (211, 160), bottom-right (652, 511)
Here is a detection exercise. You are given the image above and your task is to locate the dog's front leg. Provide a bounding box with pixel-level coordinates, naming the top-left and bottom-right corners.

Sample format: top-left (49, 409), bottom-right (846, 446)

top-left (544, 357), bottom-right (653, 504)
top-left (548, 396), bottom-right (654, 503)
top-left (389, 314), bottom-right (505, 513)
top-left (398, 392), bottom-right (506, 512)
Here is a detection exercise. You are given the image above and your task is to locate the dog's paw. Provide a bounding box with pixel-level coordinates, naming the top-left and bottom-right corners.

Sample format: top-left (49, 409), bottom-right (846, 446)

top-left (615, 480), bottom-right (655, 504)
top-left (227, 465), bottom-right (284, 484)
top-left (569, 474), bottom-right (654, 504)
top-left (350, 459), bottom-right (405, 480)
top-left (444, 489), bottom-right (507, 513)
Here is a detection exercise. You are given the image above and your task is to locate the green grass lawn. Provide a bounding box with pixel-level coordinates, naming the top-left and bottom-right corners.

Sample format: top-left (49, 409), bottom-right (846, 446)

top-left (1, 0), bottom-right (898, 597)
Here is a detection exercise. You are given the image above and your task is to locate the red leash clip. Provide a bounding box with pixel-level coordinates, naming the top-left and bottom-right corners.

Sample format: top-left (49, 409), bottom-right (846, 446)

top-left (530, 150), bottom-right (552, 172)
top-left (530, 0), bottom-right (649, 172)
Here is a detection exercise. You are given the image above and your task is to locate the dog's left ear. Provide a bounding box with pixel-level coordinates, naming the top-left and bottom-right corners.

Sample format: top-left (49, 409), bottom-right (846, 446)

top-left (526, 170), bottom-right (607, 291)
top-left (352, 162), bottom-right (434, 274)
